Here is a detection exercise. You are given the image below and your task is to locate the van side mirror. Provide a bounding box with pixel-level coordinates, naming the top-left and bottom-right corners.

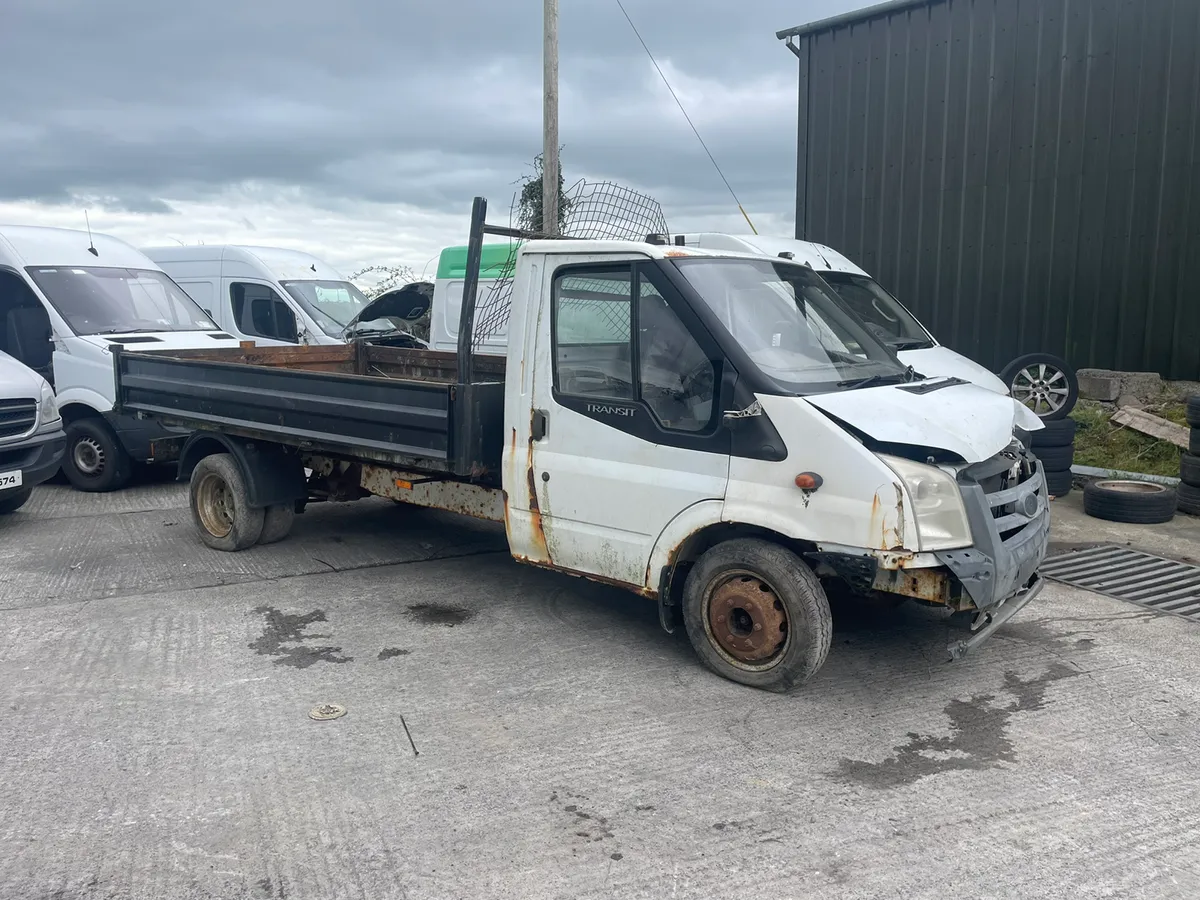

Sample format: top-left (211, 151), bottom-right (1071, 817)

top-left (722, 400), bottom-right (764, 427)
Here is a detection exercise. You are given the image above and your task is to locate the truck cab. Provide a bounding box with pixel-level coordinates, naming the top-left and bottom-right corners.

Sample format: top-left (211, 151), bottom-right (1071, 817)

top-left (0, 350), bottom-right (65, 514)
top-left (114, 198), bottom-right (1050, 691)
top-left (0, 225), bottom-right (248, 491)
top-left (143, 244), bottom-right (427, 349)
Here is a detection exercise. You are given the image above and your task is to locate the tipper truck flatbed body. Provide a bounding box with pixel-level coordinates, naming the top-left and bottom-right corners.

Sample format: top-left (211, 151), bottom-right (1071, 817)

top-left (114, 197), bottom-right (1050, 691)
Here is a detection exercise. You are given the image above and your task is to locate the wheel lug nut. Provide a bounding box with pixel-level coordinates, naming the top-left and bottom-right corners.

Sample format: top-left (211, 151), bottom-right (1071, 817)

top-left (716, 615), bottom-right (725, 623)
top-left (753, 623), bottom-right (762, 631)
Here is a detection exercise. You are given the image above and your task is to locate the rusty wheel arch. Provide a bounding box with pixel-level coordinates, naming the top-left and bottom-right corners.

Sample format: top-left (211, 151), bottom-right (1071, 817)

top-left (657, 523), bottom-right (818, 634)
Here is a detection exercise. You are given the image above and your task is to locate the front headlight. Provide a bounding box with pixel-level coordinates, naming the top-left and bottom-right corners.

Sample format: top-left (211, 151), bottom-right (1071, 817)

top-left (879, 454), bottom-right (972, 551)
top-left (38, 381), bottom-right (60, 425)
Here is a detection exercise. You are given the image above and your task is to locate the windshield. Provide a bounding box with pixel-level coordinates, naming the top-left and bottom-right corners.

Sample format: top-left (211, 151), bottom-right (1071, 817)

top-left (280, 280), bottom-right (393, 338)
top-left (25, 266), bottom-right (217, 336)
top-left (819, 272), bottom-right (933, 349)
top-left (673, 258), bottom-right (909, 392)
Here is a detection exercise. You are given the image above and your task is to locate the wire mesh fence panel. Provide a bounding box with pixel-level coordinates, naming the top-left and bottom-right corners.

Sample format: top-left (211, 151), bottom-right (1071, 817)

top-left (470, 180), bottom-right (668, 350)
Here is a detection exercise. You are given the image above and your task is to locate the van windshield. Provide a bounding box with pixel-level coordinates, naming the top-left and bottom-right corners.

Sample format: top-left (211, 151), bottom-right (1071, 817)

top-left (25, 266), bottom-right (217, 336)
top-left (280, 280), bottom-right (393, 338)
top-left (672, 258), bottom-right (911, 393)
top-left (818, 272), bottom-right (933, 350)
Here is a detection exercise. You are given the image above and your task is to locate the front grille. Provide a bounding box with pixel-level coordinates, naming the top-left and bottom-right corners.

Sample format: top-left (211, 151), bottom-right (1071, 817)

top-left (962, 443), bottom-right (1044, 542)
top-left (0, 399), bottom-right (36, 440)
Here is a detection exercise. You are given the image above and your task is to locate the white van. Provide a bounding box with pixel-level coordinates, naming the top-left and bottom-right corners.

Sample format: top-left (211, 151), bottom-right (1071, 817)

top-left (0, 350), bottom-right (65, 513)
top-left (143, 245), bottom-right (428, 348)
top-left (675, 233), bottom-right (1012, 395)
top-left (0, 225), bottom-right (246, 491)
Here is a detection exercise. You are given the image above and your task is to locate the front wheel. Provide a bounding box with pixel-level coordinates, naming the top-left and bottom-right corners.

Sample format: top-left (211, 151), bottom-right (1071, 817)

top-left (62, 419), bottom-right (132, 492)
top-left (0, 487), bottom-right (33, 514)
top-left (682, 538), bottom-right (833, 692)
top-left (189, 453), bottom-right (265, 551)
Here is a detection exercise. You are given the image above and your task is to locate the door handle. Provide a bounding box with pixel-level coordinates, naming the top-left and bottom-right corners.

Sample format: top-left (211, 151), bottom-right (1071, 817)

top-left (532, 409), bottom-right (548, 441)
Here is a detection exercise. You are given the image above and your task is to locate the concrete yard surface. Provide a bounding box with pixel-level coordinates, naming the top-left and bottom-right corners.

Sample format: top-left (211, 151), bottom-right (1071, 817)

top-left (2, 482), bottom-right (1200, 899)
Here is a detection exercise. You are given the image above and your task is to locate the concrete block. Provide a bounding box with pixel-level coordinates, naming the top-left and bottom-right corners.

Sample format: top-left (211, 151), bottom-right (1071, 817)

top-left (1077, 369), bottom-right (1119, 402)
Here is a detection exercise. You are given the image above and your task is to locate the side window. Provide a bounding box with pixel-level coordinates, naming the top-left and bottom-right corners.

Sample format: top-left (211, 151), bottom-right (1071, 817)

top-left (231, 282), bottom-right (298, 342)
top-left (552, 264), bottom-right (717, 434)
top-left (553, 268), bottom-right (634, 400)
top-left (637, 275), bottom-right (714, 432)
top-left (178, 280), bottom-right (215, 315)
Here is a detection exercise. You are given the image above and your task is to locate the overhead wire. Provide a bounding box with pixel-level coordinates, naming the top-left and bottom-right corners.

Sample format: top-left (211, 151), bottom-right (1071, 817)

top-left (614, 0), bottom-right (758, 234)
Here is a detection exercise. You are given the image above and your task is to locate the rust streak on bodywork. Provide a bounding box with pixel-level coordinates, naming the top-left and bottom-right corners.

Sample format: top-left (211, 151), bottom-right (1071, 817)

top-left (883, 482), bottom-right (906, 550)
top-left (517, 557), bottom-right (655, 597)
top-left (871, 566), bottom-right (951, 604)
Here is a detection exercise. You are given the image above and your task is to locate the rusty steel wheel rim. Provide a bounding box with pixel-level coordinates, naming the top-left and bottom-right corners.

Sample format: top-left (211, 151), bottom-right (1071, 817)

top-left (196, 472), bottom-right (234, 539)
top-left (704, 570), bottom-right (790, 670)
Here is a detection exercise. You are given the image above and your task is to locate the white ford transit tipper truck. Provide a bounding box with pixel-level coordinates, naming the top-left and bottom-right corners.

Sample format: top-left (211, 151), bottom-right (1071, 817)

top-left (113, 198), bottom-right (1050, 691)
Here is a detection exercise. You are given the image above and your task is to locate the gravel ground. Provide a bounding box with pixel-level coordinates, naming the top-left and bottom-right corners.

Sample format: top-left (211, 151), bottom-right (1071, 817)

top-left (2, 479), bottom-right (1199, 899)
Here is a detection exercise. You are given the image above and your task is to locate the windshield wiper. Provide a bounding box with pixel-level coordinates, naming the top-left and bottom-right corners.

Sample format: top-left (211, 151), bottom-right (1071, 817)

top-left (838, 365), bottom-right (920, 390)
top-left (886, 338), bottom-right (934, 351)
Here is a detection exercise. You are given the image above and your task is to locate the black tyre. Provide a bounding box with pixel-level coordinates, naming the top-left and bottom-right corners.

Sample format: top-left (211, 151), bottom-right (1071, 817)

top-left (1180, 453), bottom-right (1200, 488)
top-left (1001, 353), bottom-right (1079, 420)
top-left (1178, 483), bottom-right (1200, 517)
top-left (1186, 395), bottom-right (1200, 429)
top-left (62, 419), bottom-right (131, 492)
top-left (258, 503), bottom-right (296, 545)
top-left (682, 538), bottom-right (833, 692)
top-left (1033, 444), bottom-right (1074, 471)
top-left (1044, 468), bottom-right (1074, 497)
top-left (1191, 429), bottom-right (1200, 456)
top-left (1031, 418), bottom-right (1077, 448)
top-left (1083, 479), bottom-right (1177, 525)
top-left (189, 453), bottom-right (265, 551)
top-left (0, 487), bottom-right (33, 514)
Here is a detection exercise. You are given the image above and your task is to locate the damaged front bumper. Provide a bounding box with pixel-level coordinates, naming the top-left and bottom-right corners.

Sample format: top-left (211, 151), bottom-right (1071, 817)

top-left (946, 574), bottom-right (1045, 660)
top-left (813, 443), bottom-right (1051, 660)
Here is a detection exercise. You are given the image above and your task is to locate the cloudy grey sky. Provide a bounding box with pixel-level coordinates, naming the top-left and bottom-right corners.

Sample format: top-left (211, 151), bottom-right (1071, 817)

top-left (1, 0), bottom-right (859, 277)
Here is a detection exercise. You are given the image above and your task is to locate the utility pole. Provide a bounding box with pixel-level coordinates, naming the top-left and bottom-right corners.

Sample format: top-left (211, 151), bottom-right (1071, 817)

top-left (543, 0), bottom-right (559, 236)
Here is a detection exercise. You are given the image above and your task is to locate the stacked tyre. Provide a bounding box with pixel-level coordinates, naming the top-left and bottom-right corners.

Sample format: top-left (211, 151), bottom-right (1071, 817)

top-left (1181, 396), bottom-right (1200, 517)
top-left (1032, 418), bottom-right (1076, 498)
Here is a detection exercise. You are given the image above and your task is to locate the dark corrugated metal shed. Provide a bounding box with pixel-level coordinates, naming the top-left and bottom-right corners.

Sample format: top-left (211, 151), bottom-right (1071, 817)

top-left (778, 0), bottom-right (1200, 379)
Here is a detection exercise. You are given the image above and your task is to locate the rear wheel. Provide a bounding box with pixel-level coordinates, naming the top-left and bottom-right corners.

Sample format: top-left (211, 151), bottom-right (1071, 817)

top-left (682, 538), bottom-right (832, 692)
top-left (62, 419), bottom-right (131, 492)
top-left (189, 453), bottom-right (264, 551)
top-left (258, 503), bottom-right (296, 545)
top-left (0, 487), bottom-right (32, 514)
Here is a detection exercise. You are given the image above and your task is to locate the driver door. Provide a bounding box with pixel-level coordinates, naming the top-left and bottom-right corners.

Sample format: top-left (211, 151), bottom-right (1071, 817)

top-left (523, 258), bottom-right (731, 589)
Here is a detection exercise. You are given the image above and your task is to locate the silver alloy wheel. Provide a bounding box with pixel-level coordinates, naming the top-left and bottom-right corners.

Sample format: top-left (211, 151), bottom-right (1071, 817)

top-left (1010, 362), bottom-right (1071, 416)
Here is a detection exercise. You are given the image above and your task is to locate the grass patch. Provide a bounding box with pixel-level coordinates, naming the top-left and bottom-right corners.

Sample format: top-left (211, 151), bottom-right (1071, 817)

top-left (1070, 399), bottom-right (1185, 478)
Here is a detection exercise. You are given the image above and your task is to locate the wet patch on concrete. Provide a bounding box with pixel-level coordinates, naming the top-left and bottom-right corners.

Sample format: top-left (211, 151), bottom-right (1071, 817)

top-left (377, 647), bottom-right (410, 661)
top-left (834, 664), bottom-right (1078, 789)
top-left (549, 790), bottom-right (617, 846)
top-left (249, 606), bottom-right (353, 668)
top-left (405, 603), bottom-right (474, 627)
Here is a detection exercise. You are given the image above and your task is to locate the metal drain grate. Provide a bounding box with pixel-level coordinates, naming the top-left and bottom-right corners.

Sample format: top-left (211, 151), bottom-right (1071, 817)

top-left (1041, 545), bottom-right (1200, 621)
